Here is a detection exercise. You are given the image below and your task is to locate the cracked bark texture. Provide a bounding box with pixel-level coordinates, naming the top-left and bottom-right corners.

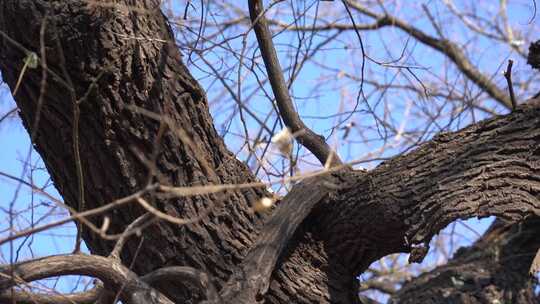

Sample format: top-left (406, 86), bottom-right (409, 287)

top-left (391, 217), bottom-right (540, 303)
top-left (263, 104), bottom-right (540, 303)
top-left (1, 1), bottom-right (539, 303)
top-left (0, 1), bottom-right (267, 302)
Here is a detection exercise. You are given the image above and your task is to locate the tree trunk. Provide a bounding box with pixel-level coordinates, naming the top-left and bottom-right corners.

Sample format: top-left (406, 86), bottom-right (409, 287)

top-left (0, 1), bottom-right (538, 303)
top-left (0, 1), bottom-right (267, 302)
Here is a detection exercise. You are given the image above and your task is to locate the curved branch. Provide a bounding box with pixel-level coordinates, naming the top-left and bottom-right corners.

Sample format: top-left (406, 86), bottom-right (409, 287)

top-left (0, 254), bottom-right (173, 304)
top-left (0, 107), bottom-right (17, 125)
top-left (248, 0), bottom-right (342, 166)
top-left (220, 174), bottom-right (338, 301)
top-left (256, 102), bottom-right (540, 302)
top-left (315, 102), bottom-right (540, 273)
top-left (0, 286), bottom-right (103, 304)
top-left (392, 217), bottom-right (540, 303)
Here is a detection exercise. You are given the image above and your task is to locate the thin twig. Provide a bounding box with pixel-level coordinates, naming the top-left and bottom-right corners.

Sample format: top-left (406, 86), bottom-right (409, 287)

top-left (110, 213), bottom-right (154, 260)
top-left (52, 36), bottom-right (86, 253)
top-left (0, 176), bottom-right (158, 246)
top-left (503, 59), bottom-right (517, 111)
top-left (0, 108), bottom-right (17, 125)
top-left (30, 15), bottom-right (49, 140)
top-left (0, 29), bottom-right (72, 91)
top-left (135, 197), bottom-right (218, 226)
top-left (339, 1), bottom-right (514, 110)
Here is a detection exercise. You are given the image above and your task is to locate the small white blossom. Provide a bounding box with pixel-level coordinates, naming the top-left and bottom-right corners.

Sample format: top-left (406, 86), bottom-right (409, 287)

top-left (260, 197), bottom-right (274, 208)
top-left (25, 52), bottom-right (39, 69)
top-left (253, 197), bottom-right (275, 212)
top-left (271, 128), bottom-right (293, 155)
top-left (510, 39), bottom-right (524, 47)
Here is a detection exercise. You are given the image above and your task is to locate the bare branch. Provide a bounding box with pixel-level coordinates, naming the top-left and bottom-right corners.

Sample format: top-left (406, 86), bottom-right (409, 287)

top-left (248, 0), bottom-right (342, 167)
top-left (0, 254), bottom-right (174, 304)
top-left (309, 104), bottom-right (540, 274)
top-left (0, 285), bottom-right (104, 304)
top-left (392, 217), bottom-right (540, 303)
top-left (260, 1), bottom-right (515, 110)
top-left (503, 59), bottom-right (517, 110)
top-left (0, 107), bottom-right (17, 125)
top-left (110, 213), bottom-right (155, 260)
top-left (344, 0), bottom-right (513, 110)
top-left (220, 174), bottom-right (338, 301)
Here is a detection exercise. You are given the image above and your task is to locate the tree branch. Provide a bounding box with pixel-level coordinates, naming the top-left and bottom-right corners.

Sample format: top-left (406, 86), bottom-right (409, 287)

top-left (0, 285), bottom-right (103, 304)
top-left (0, 254), bottom-right (174, 304)
top-left (344, 0), bottom-right (513, 110)
top-left (504, 59), bottom-right (517, 110)
top-left (260, 1), bottom-right (514, 110)
top-left (392, 217), bottom-right (540, 303)
top-left (311, 102), bottom-right (540, 274)
top-left (220, 173), bottom-right (340, 301)
top-left (248, 0), bottom-right (342, 167)
top-left (254, 103), bottom-right (540, 302)
top-left (142, 266), bottom-right (220, 303)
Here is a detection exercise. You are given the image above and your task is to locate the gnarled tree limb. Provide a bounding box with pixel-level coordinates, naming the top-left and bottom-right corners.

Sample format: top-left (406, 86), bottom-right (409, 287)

top-left (0, 254), bottom-right (173, 304)
top-left (391, 217), bottom-right (540, 304)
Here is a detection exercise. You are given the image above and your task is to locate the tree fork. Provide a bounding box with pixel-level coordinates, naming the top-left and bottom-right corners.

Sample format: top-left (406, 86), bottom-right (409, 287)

top-left (1, 1), bottom-right (539, 303)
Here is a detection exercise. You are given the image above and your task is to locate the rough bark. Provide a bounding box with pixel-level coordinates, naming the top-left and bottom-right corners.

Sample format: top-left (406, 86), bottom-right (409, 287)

top-left (1, 1), bottom-right (539, 304)
top-left (391, 217), bottom-right (540, 303)
top-left (261, 102), bottom-right (540, 303)
top-left (0, 254), bottom-right (173, 304)
top-left (0, 1), bottom-right (267, 302)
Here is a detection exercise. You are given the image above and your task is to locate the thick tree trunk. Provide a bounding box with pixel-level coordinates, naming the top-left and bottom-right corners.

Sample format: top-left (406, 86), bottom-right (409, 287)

top-left (0, 1), bottom-right (267, 302)
top-left (1, 1), bottom-right (539, 303)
